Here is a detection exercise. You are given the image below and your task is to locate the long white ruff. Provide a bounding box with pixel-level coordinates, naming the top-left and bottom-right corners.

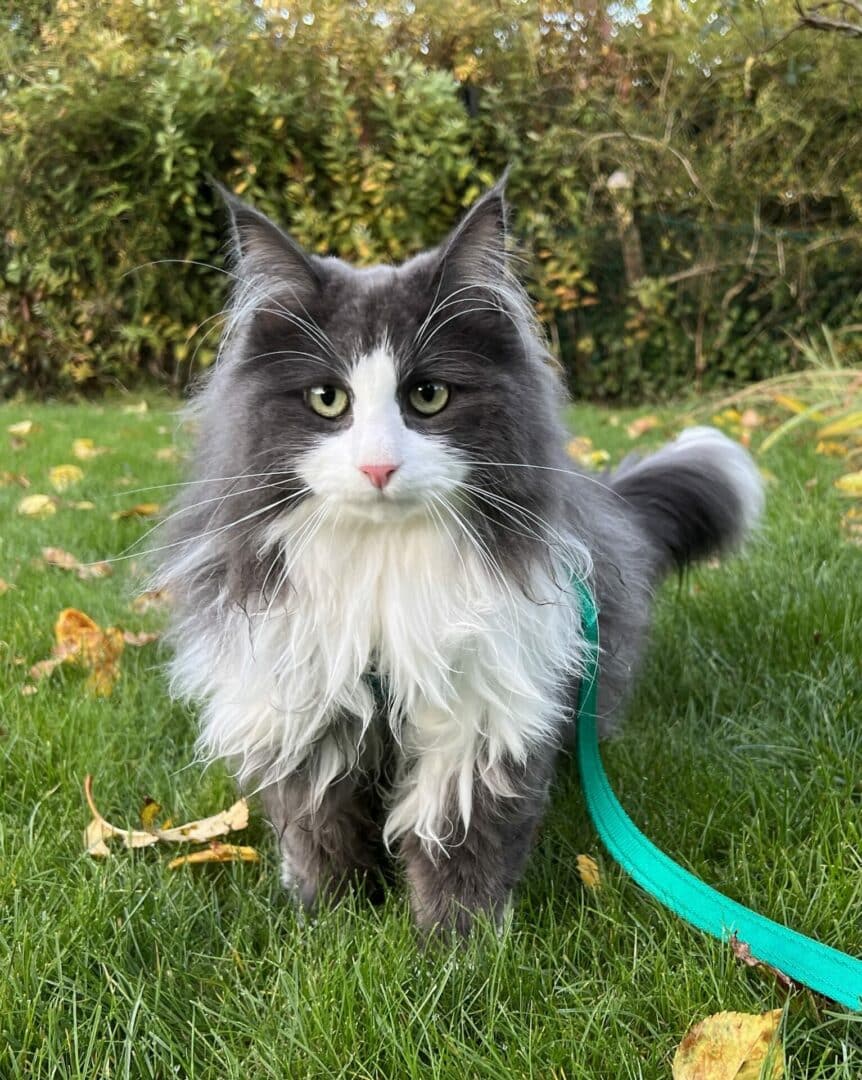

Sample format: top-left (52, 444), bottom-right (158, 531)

top-left (170, 502), bottom-right (591, 854)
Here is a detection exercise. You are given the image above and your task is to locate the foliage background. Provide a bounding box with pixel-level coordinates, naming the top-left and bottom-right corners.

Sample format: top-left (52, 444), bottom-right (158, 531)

top-left (1, 0), bottom-right (861, 400)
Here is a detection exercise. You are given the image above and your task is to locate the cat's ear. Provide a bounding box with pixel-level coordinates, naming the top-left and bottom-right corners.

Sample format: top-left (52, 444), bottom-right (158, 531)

top-left (435, 171), bottom-right (510, 287)
top-left (215, 183), bottom-right (320, 301)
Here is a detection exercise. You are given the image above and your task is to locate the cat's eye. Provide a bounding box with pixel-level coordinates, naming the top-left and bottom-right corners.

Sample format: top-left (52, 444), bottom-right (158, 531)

top-left (305, 385), bottom-right (349, 419)
top-left (408, 381), bottom-right (450, 417)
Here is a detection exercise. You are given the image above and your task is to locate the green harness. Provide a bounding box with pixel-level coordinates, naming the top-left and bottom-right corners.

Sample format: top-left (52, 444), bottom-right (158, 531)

top-left (572, 579), bottom-right (862, 1012)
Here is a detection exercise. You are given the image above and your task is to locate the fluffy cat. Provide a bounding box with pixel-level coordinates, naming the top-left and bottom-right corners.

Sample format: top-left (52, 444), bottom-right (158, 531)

top-left (155, 179), bottom-right (763, 933)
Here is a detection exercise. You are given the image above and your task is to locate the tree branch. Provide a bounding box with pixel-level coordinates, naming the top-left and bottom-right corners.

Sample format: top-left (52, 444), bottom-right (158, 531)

top-left (794, 0), bottom-right (862, 37)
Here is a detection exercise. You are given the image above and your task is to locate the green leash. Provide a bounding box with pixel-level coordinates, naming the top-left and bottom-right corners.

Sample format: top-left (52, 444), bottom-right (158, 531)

top-left (572, 580), bottom-right (862, 1012)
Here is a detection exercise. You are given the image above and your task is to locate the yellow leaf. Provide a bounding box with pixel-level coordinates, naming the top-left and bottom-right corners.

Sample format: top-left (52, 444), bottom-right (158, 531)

top-left (626, 415), bottom-right (660, 439)
top-left (835, 471), bottom-right (862, 496)
top-left (815, 440), bottom-right (849, 458)
top-left (122, 401), bottom-right (149, 415)
top-left (7, 419), bottom-right (39, 437)
top-left (576, 853), bottom-right (601, 890)
top-left (140, 797), bottom-right (162, 831)
top-left (818, 411), bottom-right (862, 439)
top-left (72, 438), bottom-right (108, 460)
top-left (111, 502), bottom-right (161, 520)
top-left (773, 395), bottom-right (812, 414)
top-left (168, 843), bottom-right (260, 870)
top-left (49, 464), bottom-right (84, 492)
top-left (673, 1010), bottom-right (785, 1080)
top-left (155, 446), bottom-right (179, 462)
top-left (17, 494), bottom-right (57, 518)
top-left (69, 500), bottom-right (96, 511)
top-left (32, 608), bottom-right (126, 696)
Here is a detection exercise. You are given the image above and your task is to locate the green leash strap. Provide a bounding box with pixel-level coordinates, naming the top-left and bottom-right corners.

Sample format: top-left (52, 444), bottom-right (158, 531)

top-left (572, 580), bottom-right (862, 1012)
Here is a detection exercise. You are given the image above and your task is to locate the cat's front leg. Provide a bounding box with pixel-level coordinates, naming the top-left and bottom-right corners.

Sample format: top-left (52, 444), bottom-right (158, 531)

top-left (261, 769), bottom-right (386, 910)
top-left (397, 750), bottom-right (556, 937)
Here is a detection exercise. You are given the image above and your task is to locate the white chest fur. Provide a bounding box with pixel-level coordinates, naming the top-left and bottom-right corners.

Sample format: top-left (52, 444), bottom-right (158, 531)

top-left (173, 503), bottom-right (586, 851)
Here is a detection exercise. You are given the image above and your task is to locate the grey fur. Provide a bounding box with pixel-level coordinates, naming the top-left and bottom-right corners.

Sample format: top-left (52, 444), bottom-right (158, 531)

top-left (155, 182), bottom-right (763, 934)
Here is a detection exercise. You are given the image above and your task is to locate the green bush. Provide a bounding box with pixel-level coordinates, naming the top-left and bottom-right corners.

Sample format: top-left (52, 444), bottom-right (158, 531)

top-left (1, 0), bottom-right (860, 399)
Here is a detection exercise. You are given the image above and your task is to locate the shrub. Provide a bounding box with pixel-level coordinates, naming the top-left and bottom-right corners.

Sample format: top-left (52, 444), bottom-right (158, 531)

top-left (1, 0), bottom-right (860, 399)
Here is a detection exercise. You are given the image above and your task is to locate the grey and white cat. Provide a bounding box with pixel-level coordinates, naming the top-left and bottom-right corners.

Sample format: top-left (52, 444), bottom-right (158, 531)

top-left (156, 180), bottom-right (763, 934)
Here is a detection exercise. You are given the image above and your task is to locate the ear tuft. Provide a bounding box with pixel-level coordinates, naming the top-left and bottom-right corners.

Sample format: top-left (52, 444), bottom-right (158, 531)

top-left (437, 172), bottom-right (510, 285)
top-left (213, 182), bottom-right (320, 302)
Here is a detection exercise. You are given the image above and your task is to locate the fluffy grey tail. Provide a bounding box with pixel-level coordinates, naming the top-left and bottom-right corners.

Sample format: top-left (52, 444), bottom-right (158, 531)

top-left (611, 426), bottom-right (764, 576)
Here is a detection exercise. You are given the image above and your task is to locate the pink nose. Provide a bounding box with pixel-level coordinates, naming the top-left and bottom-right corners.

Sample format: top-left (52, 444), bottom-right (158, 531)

top-left (359, 463), bottom-right (398, 490)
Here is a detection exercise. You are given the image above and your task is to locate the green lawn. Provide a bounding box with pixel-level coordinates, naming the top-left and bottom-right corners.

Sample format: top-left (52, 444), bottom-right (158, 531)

top-left (1, 395), bottom-right (860, 1078)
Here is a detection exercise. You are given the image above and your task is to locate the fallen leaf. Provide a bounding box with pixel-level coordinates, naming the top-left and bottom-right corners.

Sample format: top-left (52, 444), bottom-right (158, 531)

top-left (626, 415), bottom-right (660, 439)
top-left (72, 438), bottom-right (108, 460)
top-left (140, 797), bottom-right (162, 831)
top-left (576, 853), bottom-right (601, 889)
top-left (68, 500), bottom-right (96, 511)
top-left (48, 464), bottom-right (84, 492)
top-left (30, 609), bottom-right (125, 696)
top-left (41, 547), bottom-right (113, 580)
top-left (739, 408), bottom-right (763, 430)
top-left (815, 440), bottom-right (849, 458)
top-left (17, 494), bottom-right (57, 518)
top-left (0, 579), bottom-right (12, 594)
top-left (131, 589), bottom-right (172, 613)
top-left (122, 401), bottom-right (149, 415)
top-left (835, 471), bottom-right (862, 497)
top-left (20, 684), bottom-right (38, 697)
top-left (818, 411), bottom-right (862, 440)
top-left (730, 934), bottom-right (798, 993)
top-left (7, 419), bottom-right (39, 437)
top-left (771, 394), bottom-right (825, 421)
top-left (122, 630), bottom-right (160, 647)
top-left (83, 775), bottom-right (249, 856)
top-left (111, 502), bottom-right (161, 520)
top-left (155, 446), bottom-right (180, 462)
top-left (168, 842), bottom-right (260, 870)
top-left (567, 436), bottom-right (610, 468)
top-left (673, 1010), bottom-right (785, 1080)
top-left (0, 471), bottom-right (29, 487)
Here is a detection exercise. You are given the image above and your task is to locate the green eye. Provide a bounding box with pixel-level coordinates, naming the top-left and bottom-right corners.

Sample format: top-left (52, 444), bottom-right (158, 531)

top-left (408, 381), bottom-right (450, 417)
top-left (306, 385), bottom-right (349, 419)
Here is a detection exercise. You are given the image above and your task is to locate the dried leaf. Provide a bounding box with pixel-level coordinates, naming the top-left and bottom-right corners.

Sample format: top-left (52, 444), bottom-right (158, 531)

top-left (131, 589), bottom-right (171, 613)
top-left (7, 419), bottom-right (39, 437)
top-left (816, 440), bottom-right (849, 458)
top-left (818, 411), bottom-right (862, 439)
top-left (835, 471), bottom-right (862, 497)
top-left (739, 408), bottom-right (763, 430)
top-left (83, 775), bottom-right (249, 856)
top-left (155, 446), bottom-right (180, 462)
top-left (122, 630), bottom-right (160, 647)
top-left (17, 494), bottom-right (57, 518)
top-left (41, 547), bottom-right (112, 580)
top-left (576, 853), bottom-right (601, 890)
top-left (111, 502), bottom-right (161, 521)
top-left (0, 471), bottom-right (29, 487)
top-left (168, 842), bottom-right (260, 870)
top-left (122, 401), bottom-right (149, 415)
top-left (48, 464), bottom-right (84, 492)
top-left (68, 500), bottom-right (96, 511)
top-left (626, 415), bottom-right (660, 439)
top-left (30, 609), bottom-right (125, 696)
top-left (672, 1010), bottom-right (785, 1080)
top-left (72, 438), bottom-right (108, 460)
top-left (0, 579), bottom-right (12, 595)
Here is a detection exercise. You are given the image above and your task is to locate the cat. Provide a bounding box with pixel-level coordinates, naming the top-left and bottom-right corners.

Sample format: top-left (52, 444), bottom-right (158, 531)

top-left (154, 178), bottom-right (763, 934)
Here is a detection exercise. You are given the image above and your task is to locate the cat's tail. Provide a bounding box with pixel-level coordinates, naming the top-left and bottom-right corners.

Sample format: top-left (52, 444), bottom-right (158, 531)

top-left (610, 426), bottom-right (764, 578)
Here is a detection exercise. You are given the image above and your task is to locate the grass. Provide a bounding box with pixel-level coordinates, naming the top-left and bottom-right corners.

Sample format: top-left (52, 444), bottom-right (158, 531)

top-left (1, 393), bottom-right (860, 1079)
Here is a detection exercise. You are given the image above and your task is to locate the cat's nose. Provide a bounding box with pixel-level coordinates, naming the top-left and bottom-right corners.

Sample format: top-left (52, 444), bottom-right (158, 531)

top-left (359, 463), bottom-right (398, 490)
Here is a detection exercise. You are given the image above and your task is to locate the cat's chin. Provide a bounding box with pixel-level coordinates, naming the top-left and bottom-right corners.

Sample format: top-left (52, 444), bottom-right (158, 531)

top-left (336, 493), bottom-right (432, 526)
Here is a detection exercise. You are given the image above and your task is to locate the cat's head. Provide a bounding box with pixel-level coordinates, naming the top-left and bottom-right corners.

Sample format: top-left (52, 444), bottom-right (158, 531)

top-left (167, 180), bottom-right (570, 595)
